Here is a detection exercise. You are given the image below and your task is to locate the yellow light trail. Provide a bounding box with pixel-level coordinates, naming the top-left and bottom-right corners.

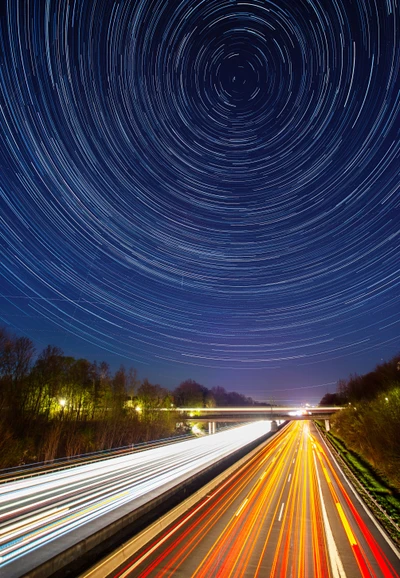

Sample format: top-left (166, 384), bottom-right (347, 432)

top-left (120, 422), bottom-right (399, 578)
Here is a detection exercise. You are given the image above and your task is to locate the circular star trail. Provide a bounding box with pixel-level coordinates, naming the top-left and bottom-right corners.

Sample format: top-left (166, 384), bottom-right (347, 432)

top-left (0, 0), bottom-right (399, 376)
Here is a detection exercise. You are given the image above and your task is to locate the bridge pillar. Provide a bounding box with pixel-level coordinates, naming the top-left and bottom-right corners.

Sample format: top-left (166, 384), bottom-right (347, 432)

top-left (270, 420), bottom-right (278, 432)
top-left (208, 421), bottom-right (216, 435)
top-left (324, 419), bottom-right (330, 432)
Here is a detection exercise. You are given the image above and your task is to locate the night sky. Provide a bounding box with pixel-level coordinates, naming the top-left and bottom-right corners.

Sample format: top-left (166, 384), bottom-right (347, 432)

top-left (0, 0), bottom-right (399, 404)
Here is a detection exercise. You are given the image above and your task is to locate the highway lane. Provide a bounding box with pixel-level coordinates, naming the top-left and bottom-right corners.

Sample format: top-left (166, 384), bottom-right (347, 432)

top-left (0, 422), bottom-right (272, 575)
top-left (109, 421), bottom-right (400, 578)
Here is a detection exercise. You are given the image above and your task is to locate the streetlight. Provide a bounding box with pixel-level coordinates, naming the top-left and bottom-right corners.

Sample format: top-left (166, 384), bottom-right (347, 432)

top-left (59, 398), bottom-right (66, 419)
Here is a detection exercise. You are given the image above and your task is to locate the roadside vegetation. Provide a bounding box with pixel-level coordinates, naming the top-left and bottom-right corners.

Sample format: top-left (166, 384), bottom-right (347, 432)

top-left (316, 422), bottom-right (400, 547)
top-left (0, 326), bottom-right (256, 469)
top-left (318, 353), bottom-right (400, 545)
top-left (320, 354), bottom-right (400, 490)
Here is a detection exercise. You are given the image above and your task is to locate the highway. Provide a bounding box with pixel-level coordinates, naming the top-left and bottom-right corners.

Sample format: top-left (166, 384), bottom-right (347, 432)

top-left (0, 422), bottom-right (272, 576)
top-left (104, 421), bottom-right (400, 578)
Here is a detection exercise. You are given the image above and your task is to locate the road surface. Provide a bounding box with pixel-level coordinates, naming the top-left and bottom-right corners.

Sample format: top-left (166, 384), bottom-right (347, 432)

top-left (108, 421), bottom-right (400, 578)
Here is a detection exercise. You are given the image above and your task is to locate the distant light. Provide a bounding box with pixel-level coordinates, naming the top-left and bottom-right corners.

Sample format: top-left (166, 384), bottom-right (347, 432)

top-left (385, 397), bottom-right (389, 402)
top-left (59, 398), bottom-right (66, 407)
top-left (135, 405), bottom-right (142, 413)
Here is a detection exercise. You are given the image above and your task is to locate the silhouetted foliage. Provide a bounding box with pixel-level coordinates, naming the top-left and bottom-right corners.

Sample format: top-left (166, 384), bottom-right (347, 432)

top-left (173, 379), bottom-right (208, 407)
top-left (0, 327), bottom-right (35, 419)
top-left (323, 352), bottom-right (400, 489)
top-left (319, 392), bottom-right (343, 406)
top-left (137, 378), bottom-right (171, 409)
top-left (0, 326), bottom-right (258, 468)
top-left (331, 354), bottom-right (400, 403)
top-left (211, 386), bottom-right (229, 406)
top-left (331, 388), bottom-right (400, 489)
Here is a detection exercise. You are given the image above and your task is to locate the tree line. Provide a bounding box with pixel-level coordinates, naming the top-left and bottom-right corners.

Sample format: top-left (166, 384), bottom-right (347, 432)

top-left (320, 353), bottom-right (400, 489)
top-left (0, 326), bottom-right (255, 468)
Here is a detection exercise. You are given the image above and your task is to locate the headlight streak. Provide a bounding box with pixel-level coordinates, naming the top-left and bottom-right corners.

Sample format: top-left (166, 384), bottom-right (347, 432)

top-left (0, 507), bottom-right (70, 545)
top-left (0, 434), bottom-right (260, 512)
top-left (0, 422), bottom-right (270, 569)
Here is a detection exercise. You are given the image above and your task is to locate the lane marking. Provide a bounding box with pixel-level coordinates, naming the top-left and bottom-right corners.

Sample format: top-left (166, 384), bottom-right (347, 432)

top-left (313, 451), bottom-right (347, 578)
top-left (317, 427), bottom-right (400, 559)
top-left (336, 503), bottom-right (357, 546)
top-left (235, 498), bottom-right (248, 517)
top-left (288, 473), bottom-right (292, 483)
top-left (278, 502), bottom-right (285, 522)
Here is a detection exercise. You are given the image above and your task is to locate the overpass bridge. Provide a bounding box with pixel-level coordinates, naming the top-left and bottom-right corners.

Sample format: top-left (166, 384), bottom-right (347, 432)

top-left (165, 406), bottom-right (341, 432)
top-left (171, 406), bottom-right (341, 420)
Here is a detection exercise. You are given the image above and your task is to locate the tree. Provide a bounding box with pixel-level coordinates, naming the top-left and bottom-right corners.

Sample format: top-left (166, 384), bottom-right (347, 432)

top-left (334, 353), bottom-right (400, 402)
top-left (111, 365), bottom-right (128, 415)
top-left (28, 345), bottom-right (65, 418)
top-left (0, 327), bottom-right (18, 411)
top-left (211, 386), bottom-right (229, 406)
top-left (92, 361), bottom-right (112, 418)
top-left (0, 329), bottom-right (35, 417)
top-left (319, 392), bottom-right (342, 406)
top-left (173, 379), bottom-right (208, 407)
top-left (225, 391), bottom-right (254, 406)
top-left (65, 358), bottom-right (95, 420)
top-left (12, 336), bottom-right (35, 415)
top-left (126, 367), bottom-right (140, 404)
top-left (137, 378), bottom-right (170, 409)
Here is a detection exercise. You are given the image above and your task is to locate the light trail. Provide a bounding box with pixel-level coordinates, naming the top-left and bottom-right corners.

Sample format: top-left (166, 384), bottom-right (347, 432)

top-left (0, 422), bottom-right (271, 571)
top-left (112, 422), bottom-right (400, 578)
top-left (312, 432), bottom-right (399, 578)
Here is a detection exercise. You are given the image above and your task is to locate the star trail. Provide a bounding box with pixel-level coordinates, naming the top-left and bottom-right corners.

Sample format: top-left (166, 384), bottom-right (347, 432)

top-left (0, 0), bottom-right (399, 401)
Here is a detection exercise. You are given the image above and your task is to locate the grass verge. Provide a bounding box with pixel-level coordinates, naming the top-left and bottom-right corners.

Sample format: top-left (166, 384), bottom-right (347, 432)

top-left (315, 421), bottom-right (400, 549)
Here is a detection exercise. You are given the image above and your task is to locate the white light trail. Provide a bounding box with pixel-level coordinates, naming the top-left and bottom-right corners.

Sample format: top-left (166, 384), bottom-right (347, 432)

top-left (0, 422), bottom-right (270, 569)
